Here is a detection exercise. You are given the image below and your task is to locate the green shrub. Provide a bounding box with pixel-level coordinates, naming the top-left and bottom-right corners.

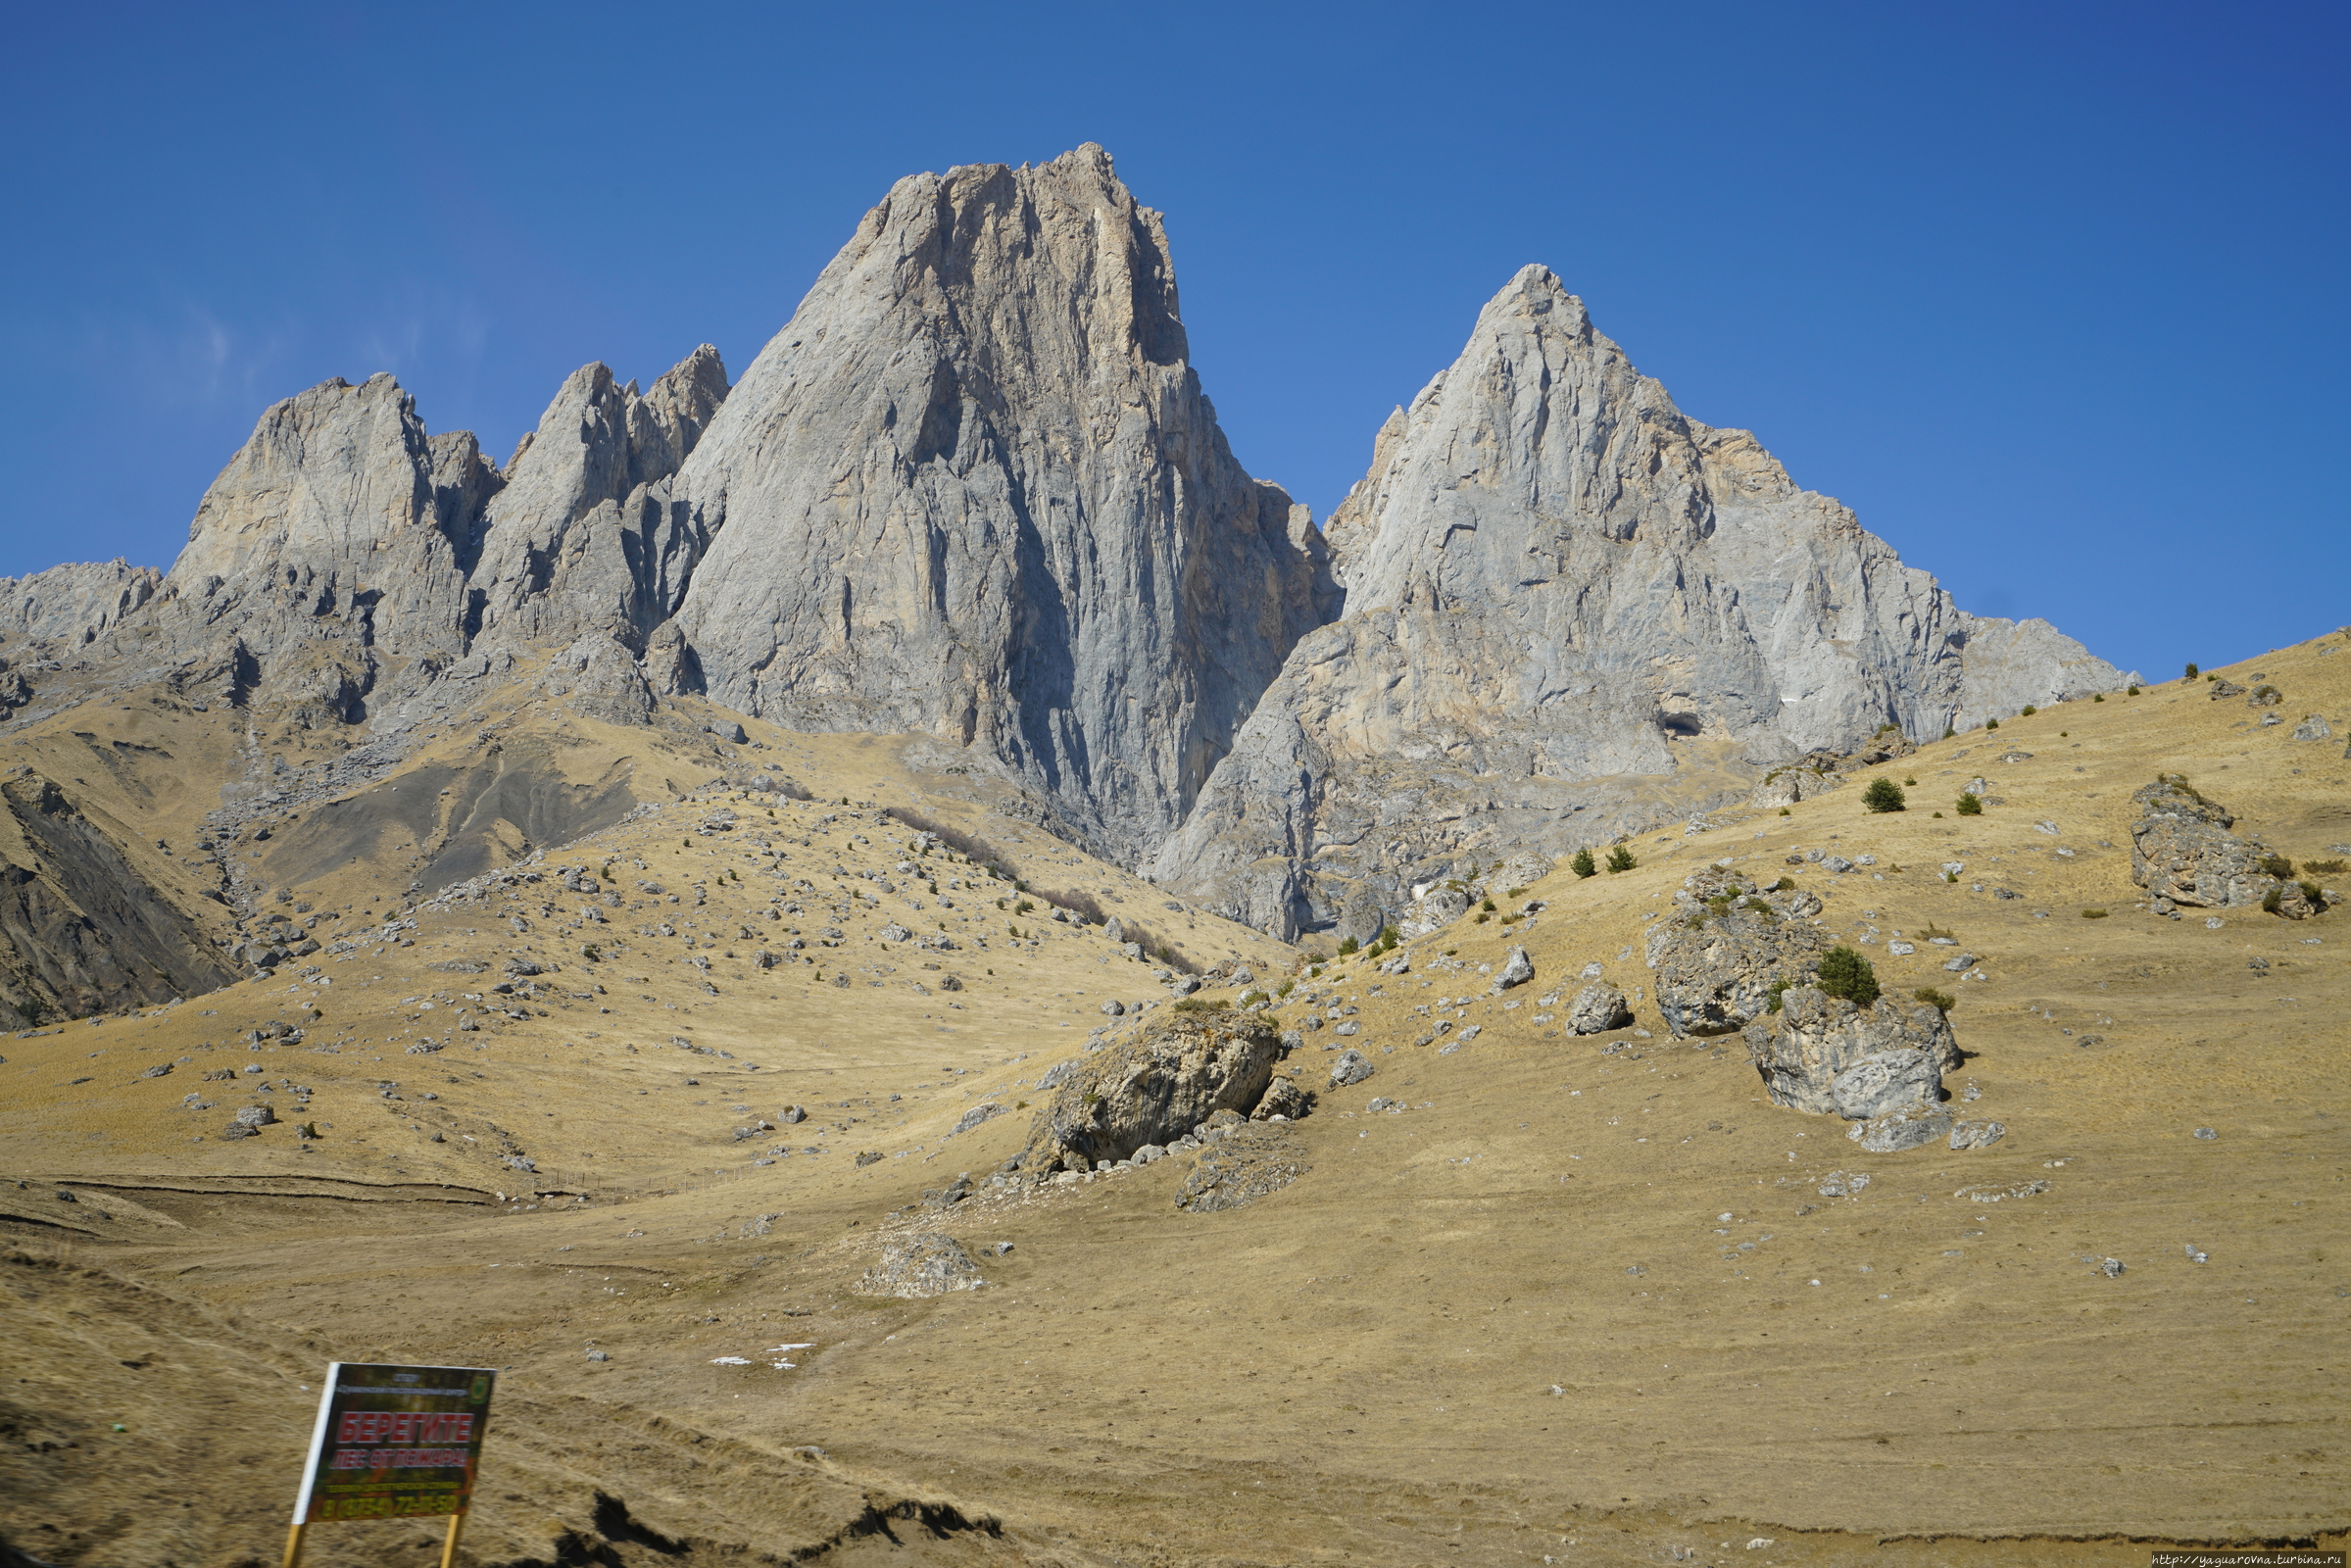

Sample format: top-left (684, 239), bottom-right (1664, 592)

top-left (1475, 911), bottom-right (1491, 924)
top-left (2184, 662), bottom-right (2199, 680)
top-left (1904, 776), bottom-right (1918, 786)
top-left (1772, 877), bottom-right (1795, 892)
top-left (2257, 854), bottom-right (2296, 880)
top-left (1956, 793), bottom-right (1984, 816)
top-left (1816, 946), bottom-right (1881, 1006)
top-left (1933, 811), bottom-right (1944, 818)
top-left (2300, 880), bottom-right (2325, 905)
top-left (1238, 990), bottom-right (1269, 1008)
top-left (1276, 979), bottom-right (1295, 998)
top-left (1605, 846), bottom-right (1638, 874)
top-left (2307, 858), bottom-right (2347, 875)
top-left (1765, 978), bottom-right (1792, 1014)
top-left (1506, 887), bottom-right (1527, 899)
top-left (1986, 717), bottom-right (2000, 730)
top-left (1779, 807), bottom-right (1792, 816)
top-left (1742, 897), bottom-right (1773, 915)
top-left (1913, 986), bottom-right (1956, 1014)
top-left (2127, 685), bottom-right (2139, 696)
top-left (1862, 778), bottom-right (1907, 812)
top-left (2021, 705), bottom-right (2036, 716)
top-left (581, 944), bottom-right (601, 961)
top-left (2093, 693), bottom-right (2104, 703)
top-left (1173, 997), bottom-right (1211, 1012)
top-left (1481, 899), bottom-right (1496, 912)
top-left (2263, 886), bottom-right (2283, 913)
top-left (1571, 848), bottom-right (1597, 878)
top-left (1338, 937), bottom-right (1358, 956)
top-left (2081, 907), bottom-right (2109, 919)
top-left (1015, 899), bottom-right (1035, 914)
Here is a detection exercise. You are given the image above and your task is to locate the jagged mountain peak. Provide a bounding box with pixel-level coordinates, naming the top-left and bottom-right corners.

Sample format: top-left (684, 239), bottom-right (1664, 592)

top-left (661, 147), bottom-right (1327, 863)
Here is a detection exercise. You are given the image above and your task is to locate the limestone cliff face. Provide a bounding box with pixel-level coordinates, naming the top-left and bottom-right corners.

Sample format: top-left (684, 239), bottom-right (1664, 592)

top-left (0, 560), bottom-right (161, 649)
top-left (1153, 267), bottom-right (2127, 937)
top-left (110, 346), bottom-right (726, 725)
top-left (469, 346), bottom-right (729, 652)
top-left (155, 372), bottom-right (470, 669)
top-left (663, 145), bottom-right (1334, 861)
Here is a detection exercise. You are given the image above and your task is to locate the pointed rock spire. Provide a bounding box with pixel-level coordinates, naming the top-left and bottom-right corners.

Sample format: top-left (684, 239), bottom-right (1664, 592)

top-left (664, 146), bottom-right (1332, 860)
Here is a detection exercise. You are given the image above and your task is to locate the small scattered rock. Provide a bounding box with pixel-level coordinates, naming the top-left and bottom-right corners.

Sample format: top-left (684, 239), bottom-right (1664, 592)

top-left (1329, 1050), bottom-right (1374, 1088)
top-left (857, 1234), bottom-right (986, 1298)
top-left (1491, 946), bottom-right (1535, 993)
top-left (1948, 1119), bottom-right (2006, 1151)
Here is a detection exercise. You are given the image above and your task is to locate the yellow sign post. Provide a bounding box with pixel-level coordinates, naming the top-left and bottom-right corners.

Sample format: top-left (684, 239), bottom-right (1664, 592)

top-left (282, 1362), bottom-right (497, 1568)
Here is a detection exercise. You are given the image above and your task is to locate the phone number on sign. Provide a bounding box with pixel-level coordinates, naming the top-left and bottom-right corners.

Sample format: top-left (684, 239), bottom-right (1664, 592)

top-left (318, 1492), bottom-right (462, 1520)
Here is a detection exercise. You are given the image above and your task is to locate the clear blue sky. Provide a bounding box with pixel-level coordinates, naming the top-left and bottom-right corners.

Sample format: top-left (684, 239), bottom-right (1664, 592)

top-left (3, 2), bottom-right (2343, 679)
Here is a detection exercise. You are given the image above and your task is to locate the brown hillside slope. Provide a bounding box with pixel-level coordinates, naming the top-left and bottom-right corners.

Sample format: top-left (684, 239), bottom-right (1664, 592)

top-left (2, 635), bottom-right (2345, 1566)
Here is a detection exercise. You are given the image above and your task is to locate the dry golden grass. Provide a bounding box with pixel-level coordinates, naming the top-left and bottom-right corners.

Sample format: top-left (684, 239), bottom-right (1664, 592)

top-left (3, 635), bottom-right (2347, 1565)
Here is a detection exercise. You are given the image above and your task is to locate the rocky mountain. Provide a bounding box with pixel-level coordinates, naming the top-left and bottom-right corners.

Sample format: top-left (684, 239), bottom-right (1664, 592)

top-left (0, 152), bottom-right (2132, 1018)
top-left (1150, 267), bottom-right (2130, 937)
top-left (663, 144), bottom-right (1335, 861)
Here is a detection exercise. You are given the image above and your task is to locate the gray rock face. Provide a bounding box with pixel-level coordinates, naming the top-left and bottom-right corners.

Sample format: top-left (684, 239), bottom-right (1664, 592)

top-left (0, 559), bottom-right (161, 650)
top-left (1565, 983), bottom-right (1634, 1035)
top-left (1153, 267), bottom-right (2128, 936)
top-left (1744, 988), bottom-right (1959, 1117)
top-left (2291, 714), bottom-right (2333, 742)
top-left (1645, 866), bottom-right (1829, 1037)
top-left (148, 372), bottom-right (473, 720)
top-left (1328, 1049), bottom-right (1374, 1088)
top-left (469, 348), bottom-right (729, 655)
top-left (1492, 945), bottom-right (1534, 993)
top-left (2129, 776), bottom-right (2289, 910)
top-left (1019, 1004), bottom-right (1282, 1174)
top-left (664, 145), bottom-right (1333, 863)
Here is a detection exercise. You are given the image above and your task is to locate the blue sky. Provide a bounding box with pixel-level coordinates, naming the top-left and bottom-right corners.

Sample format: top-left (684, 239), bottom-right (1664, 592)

top-left (3, 1), bottom-right (2343, 679)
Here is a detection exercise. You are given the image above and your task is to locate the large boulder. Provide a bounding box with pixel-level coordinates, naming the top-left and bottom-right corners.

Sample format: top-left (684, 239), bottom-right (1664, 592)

top-left (1743, 987), bottom-right (1959, 1117)
top-left (2128, 775), bottom-right (2287, 910)
top-left (1645, 866), bottom-right (1829, 1037)
top-left (1564, 983), bottom-right (1633, 1035)
top-left (1018, 1006), bottom-right (1283, 1175)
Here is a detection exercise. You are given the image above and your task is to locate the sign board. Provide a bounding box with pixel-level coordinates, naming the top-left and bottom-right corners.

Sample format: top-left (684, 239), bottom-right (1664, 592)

top-left (290, 1362), bottom-right (497, 1524)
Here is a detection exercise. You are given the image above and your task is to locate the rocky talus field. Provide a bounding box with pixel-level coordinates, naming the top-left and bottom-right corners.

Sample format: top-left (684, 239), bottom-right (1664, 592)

top-left (3, 637), bottom-right (2345, 1566)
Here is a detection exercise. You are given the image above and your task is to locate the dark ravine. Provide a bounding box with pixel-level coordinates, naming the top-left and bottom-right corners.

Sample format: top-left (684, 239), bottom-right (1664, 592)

top-left (0, 778), bottom-right (235, 1025)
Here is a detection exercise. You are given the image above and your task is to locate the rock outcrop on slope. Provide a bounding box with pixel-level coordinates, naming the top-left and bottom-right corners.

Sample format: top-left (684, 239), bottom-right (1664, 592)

top-left (1152, 267), bottom-right (2130, 938)
top-left (1644, 865), bottom-right (1829, 1037)
top-left (1019, 1004), bottom-right (1284, 1175)
top-left (2130, 774), bottom-right (2315, 917)
top-left (1743, 987), bottom-right (1959, 1119)
top-left (663, 145), bottom-right (1336, 863)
